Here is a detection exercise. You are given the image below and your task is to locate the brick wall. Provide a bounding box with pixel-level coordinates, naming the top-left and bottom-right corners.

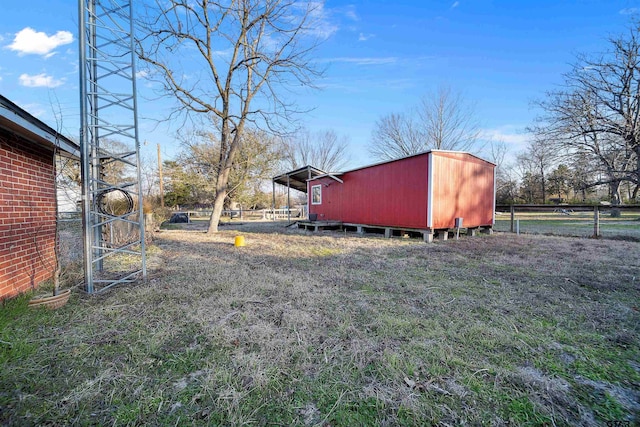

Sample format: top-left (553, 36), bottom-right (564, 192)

top-left (0, 128), bottom-right (57, 299)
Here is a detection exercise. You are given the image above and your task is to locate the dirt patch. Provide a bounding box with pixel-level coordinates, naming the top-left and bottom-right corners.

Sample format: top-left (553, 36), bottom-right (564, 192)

top-left (575, 376), bottom-right (640, 413)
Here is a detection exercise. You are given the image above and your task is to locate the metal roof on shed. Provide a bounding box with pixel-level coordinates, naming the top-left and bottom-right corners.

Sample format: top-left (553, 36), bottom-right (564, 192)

top-left (272, 165), bottom-right (328, 193)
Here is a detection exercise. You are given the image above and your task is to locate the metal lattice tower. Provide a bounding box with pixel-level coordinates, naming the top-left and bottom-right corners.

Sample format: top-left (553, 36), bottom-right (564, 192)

top-left (78, 0), bottom-right (146, 293)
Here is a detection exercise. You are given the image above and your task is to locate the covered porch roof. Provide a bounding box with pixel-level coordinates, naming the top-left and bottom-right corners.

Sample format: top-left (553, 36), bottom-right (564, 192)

top-left (272, 165), bottom-right (327, 193)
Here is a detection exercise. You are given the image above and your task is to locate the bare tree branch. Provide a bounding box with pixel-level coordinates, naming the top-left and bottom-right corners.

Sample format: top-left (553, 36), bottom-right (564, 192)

top-left (136, 0), bottom-right (323, 231)
top-left (368, 86), bottom-right (481, 161)
top-left (534, 23), bottom-right (640, 203)
top-left (285, 128), bottom-right (350, 172)
top-left (417, 86), bottom-right (480, 151)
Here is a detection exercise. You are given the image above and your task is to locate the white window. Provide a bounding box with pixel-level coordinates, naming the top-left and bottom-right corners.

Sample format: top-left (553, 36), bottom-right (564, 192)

top-left (311, 184), bottom-right (322, 205)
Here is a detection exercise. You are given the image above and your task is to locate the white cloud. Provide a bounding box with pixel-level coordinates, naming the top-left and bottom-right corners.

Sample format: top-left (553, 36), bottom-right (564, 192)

top-left (318, 76), bottom-right (416, 93)
top-left (297, 3), bottom-right (363, 40)
top-left (358, 33), bottom-right (375, 42)
top-left (322, 56), bottom-right (398, 65)
top-left (342, 5), bottom-right (359, 21)
top-left (136, 70), bottom-right (149, 79)
top-left (309, 22), bottom-right (339, 39)
top-left (451, 1), bottom-right (460, 8)
top-left (8, 27), bottom-right (73, 56)
top-left (479, 126), bottom-right (529, 147)
top-left (19, 73), bottom-right (64, 88)
top-left (304, 2), bottom-right (363, 40)
top-left (620, 8), bottom-right (638, 15)
top-left (299, 1), bottom-right (338, 39)
top-left (619, 8), bottom-right (639, 15)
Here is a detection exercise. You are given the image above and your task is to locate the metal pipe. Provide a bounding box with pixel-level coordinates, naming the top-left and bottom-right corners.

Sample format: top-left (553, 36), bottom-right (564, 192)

top-left (89, 0), bottom-right (103, 274)
top-left (510, 204), bottom-right (515, 233)
top-left (287, 175), bottom-right (291, 223)
top-left (130, 0), bottom-right (146, 281)
top-left (272, 180), bottom-right (276, 221)
top-left (158, 143), bottom-right (164, 208)
top-left (79, 0), bottom-right (93, 293)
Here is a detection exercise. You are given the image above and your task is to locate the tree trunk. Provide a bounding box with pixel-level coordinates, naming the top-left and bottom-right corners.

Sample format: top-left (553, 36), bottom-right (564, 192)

top-left (539, 163), bottom-right (547, 204)
top-left (206, 122), bottom-right (243, 233)
top-left (610, 180), bottom-right (622, 205)
top-left (635, 147), bottom-right (640, 201)
top-left (207, 189), bottom-right (227, 233)
top-left (207, 145), bottom-right (233, 234)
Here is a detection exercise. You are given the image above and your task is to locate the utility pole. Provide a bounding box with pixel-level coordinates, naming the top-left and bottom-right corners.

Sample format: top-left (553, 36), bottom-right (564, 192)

top-left (157, 143), bottom-right (164, 207)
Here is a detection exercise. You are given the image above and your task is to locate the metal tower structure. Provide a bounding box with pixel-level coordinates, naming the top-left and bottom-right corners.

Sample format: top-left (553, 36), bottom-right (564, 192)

top-left (78, 0), bottom-right (146, 293)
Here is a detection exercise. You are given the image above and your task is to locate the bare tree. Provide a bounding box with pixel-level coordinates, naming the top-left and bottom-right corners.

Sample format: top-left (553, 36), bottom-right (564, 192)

top-left (228, 130), bottom-right (287, 207)
top-left (535, 24), bottom-right (640, 204)
top-left (285, 128), bottom-right (350, 172)
top-left (537, 89), bottom-right (632, 204)
top-left (369, 113), bottom-right (423, 161)
top-left (518, 136), bottom-right (557, 203)
top-left (487, 140), bottom-right (507, 170)
top-left (417, 86), bottom-right (480, 151)
top-left (568, 150), bottom-right (596, 202)
top-left (139, 152), bottom-right (159, 198)
top-left (137, 0), bottom-right (321, 232)
top-left (487, 140), bottom-right (519, 204)
top-left (368, 86), bottom-right (481, 161)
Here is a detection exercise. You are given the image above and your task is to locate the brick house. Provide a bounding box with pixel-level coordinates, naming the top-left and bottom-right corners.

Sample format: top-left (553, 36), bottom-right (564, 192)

top-left (0, 95), bottom-right (80, 300)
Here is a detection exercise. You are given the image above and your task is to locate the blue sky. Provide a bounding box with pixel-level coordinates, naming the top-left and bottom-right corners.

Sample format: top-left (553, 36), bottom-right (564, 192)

top-left (0, 0), bottom-right (638, 169)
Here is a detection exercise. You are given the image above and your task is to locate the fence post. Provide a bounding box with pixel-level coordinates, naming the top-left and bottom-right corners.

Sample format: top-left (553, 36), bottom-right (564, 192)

top-left (510, 205), bottom-right (515, 233)
top-left (593, 206), bottom-right (600, 238)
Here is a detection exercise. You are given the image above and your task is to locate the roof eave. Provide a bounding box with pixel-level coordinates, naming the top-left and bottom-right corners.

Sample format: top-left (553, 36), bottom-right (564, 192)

top-left (340, 149), bottom-right (495, 174)
top-left (0, 95), bottom-right (80, 159)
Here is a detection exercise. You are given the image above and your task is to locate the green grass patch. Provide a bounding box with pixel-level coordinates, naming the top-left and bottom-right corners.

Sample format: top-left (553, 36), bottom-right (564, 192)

top-left (504, 395), bottom-right (553, 425)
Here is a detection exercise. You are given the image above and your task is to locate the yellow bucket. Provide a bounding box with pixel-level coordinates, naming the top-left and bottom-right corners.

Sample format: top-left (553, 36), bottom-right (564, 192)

top-left (234, 235), bottom-right (246, 247)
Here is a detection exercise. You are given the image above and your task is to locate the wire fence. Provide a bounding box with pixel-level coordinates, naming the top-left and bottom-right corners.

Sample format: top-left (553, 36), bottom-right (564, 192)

top-left (494, 204), bottom-right (640, 240)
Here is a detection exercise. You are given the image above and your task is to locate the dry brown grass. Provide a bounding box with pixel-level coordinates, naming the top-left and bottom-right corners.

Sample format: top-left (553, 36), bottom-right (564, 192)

top-left (1, 220), bottom-right (639, 426)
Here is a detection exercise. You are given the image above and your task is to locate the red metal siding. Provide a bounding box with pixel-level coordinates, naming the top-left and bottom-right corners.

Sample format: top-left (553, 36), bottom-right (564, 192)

top-left (309, 154), bottom-right (429, 228)
top-left (430, 152), bottom-right (494, 229)
top-left (0, 130), bottom-right (56, 300)
top-left (308, 151), bottom-right (494, 230)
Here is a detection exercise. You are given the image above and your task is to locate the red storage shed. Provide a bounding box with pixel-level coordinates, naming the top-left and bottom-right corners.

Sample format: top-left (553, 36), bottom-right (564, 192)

top-left (306, 150), bottom-right (495, 241)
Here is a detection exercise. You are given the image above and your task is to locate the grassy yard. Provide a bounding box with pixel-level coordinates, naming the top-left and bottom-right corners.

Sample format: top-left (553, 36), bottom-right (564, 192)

top-left (1, 222), bottom-right (639, 426)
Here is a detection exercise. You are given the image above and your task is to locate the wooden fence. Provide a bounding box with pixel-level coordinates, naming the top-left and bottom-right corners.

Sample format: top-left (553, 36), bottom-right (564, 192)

top-left (176, 208), bottom-right (305, 221)
top-left (494, 204), bottom-right (640, 238)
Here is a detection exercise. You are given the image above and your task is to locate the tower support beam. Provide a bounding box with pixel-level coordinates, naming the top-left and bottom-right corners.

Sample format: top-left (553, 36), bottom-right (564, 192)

top-left (79, 0), bottom-right (146, 293)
